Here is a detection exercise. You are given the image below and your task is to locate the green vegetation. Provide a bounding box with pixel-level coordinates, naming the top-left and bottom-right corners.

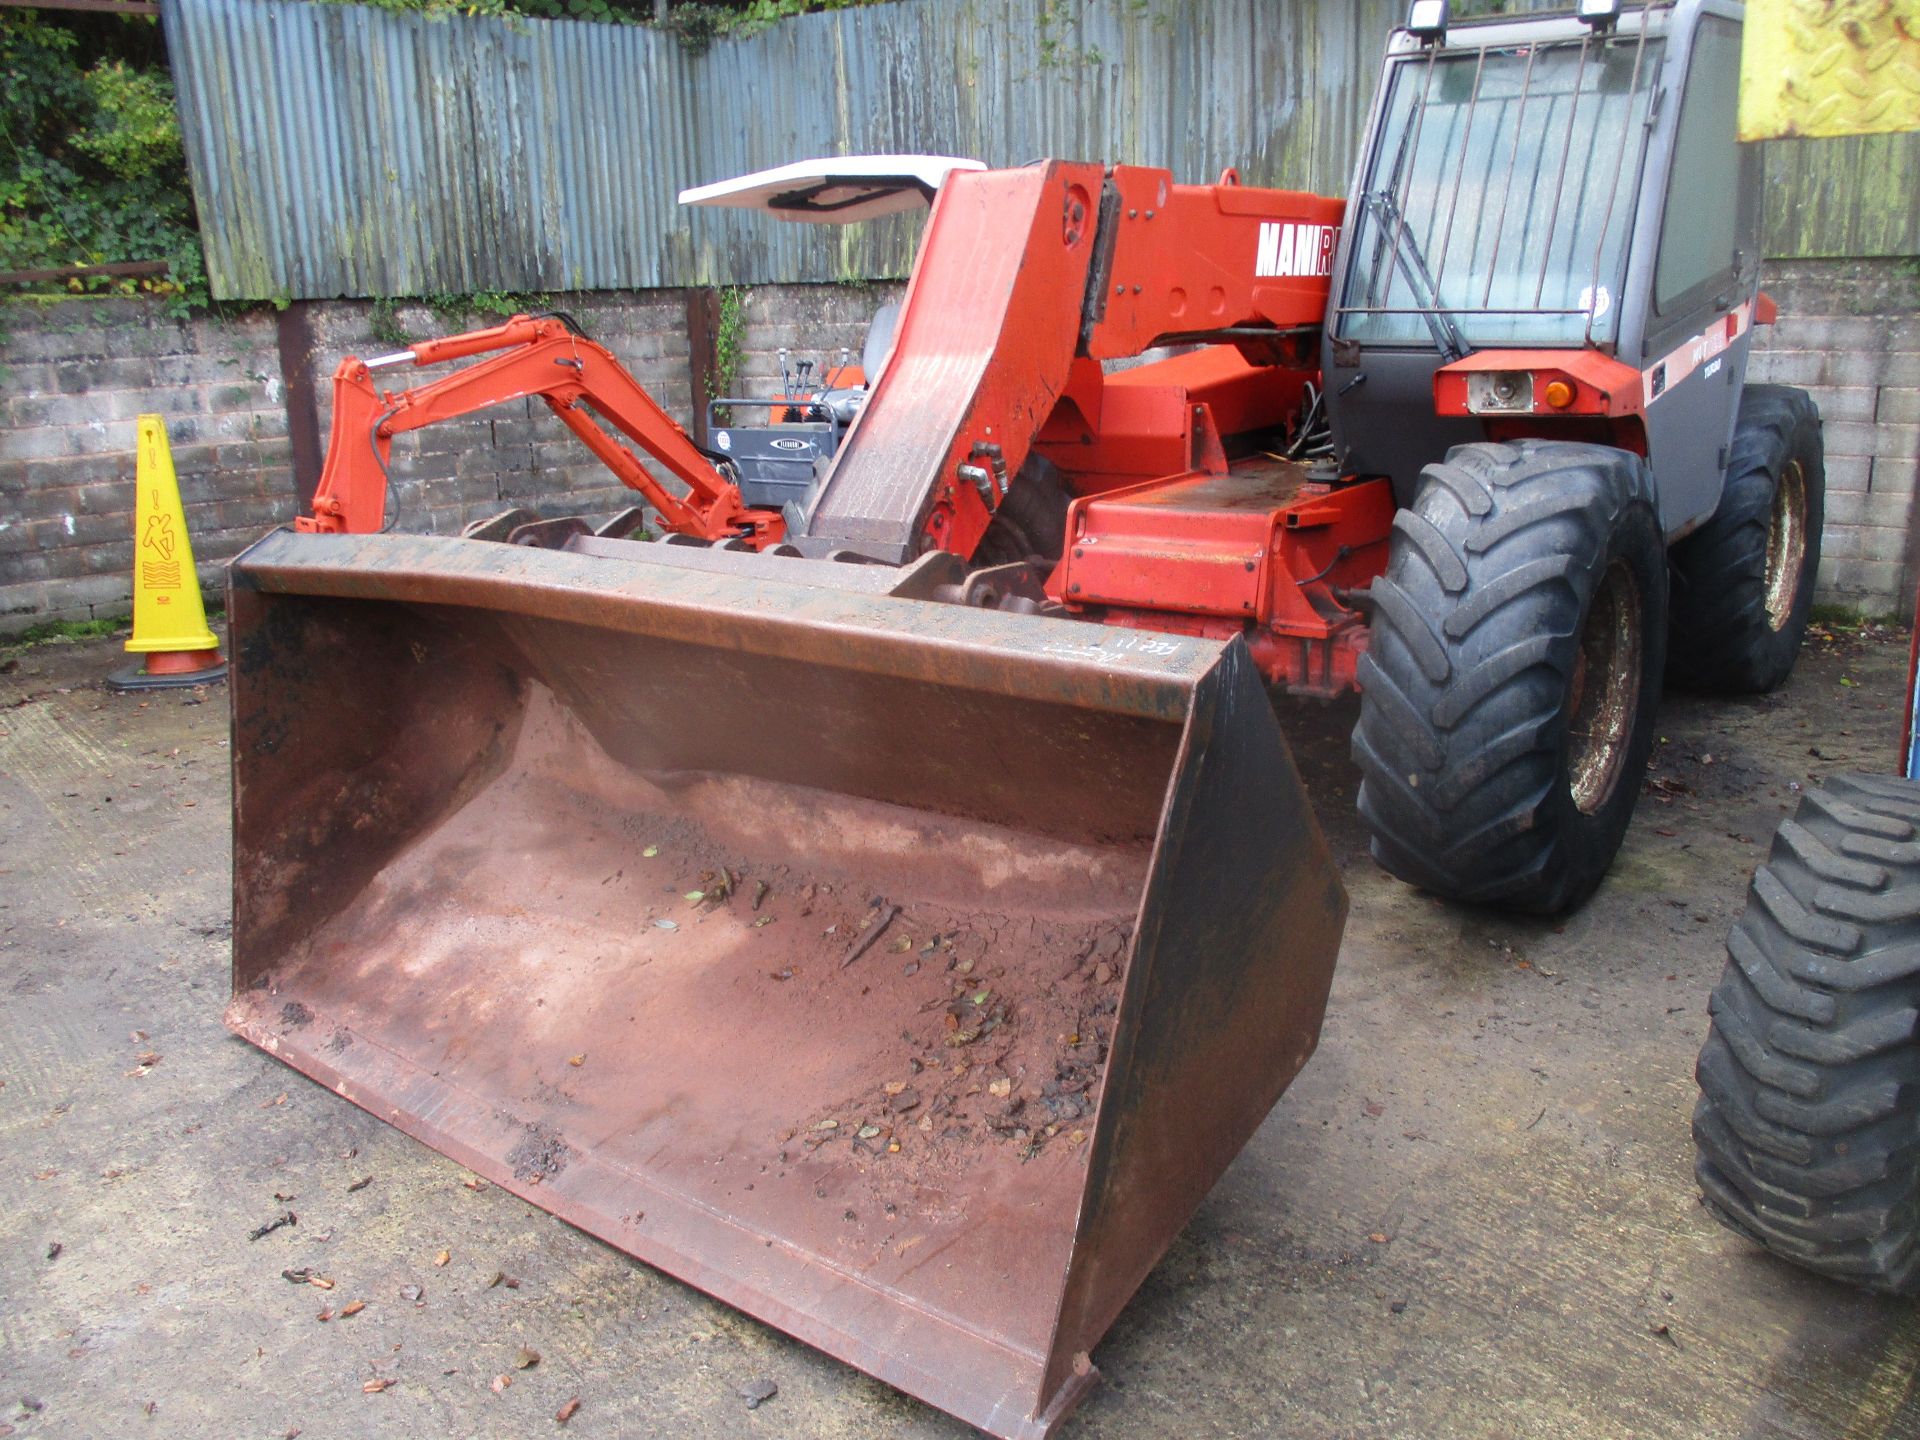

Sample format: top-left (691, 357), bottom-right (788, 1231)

top-left (368, 296), bottom-right (410, 348)
top-left (1811, 603), bottom-right (1904, 629)
top-left (326, 0), bottom-right (882, 32)
top-left (711, 285), bottom-right (747, 399)
top-left (1, 12), bottom-right (202, 308)
top-left (2, 613), bottom-right (130, 651)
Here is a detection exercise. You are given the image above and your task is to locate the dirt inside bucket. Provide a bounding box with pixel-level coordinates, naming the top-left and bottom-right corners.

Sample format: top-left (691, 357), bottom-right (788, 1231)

top-left (242, 686), bottom-right (1151, 1356)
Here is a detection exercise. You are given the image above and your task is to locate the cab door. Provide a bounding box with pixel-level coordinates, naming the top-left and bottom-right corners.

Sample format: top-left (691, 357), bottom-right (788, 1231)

top-left (1634, 10), bottom-right (1764, 535)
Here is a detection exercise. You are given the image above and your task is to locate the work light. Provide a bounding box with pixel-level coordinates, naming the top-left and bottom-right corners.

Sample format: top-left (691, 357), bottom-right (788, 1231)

top-left (1406, 0), bottom-right (1448, 41)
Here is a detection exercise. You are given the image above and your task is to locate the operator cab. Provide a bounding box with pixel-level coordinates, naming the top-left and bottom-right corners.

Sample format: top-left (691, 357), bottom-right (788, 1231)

top-left (1324, 0), bottom-right (1760, 534)
top-left (681, 157), bottom-right (981, 509)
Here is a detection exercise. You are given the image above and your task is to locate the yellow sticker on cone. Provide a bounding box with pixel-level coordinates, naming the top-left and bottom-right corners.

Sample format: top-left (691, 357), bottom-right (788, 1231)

top-left (126, 414), bottom-right (220, 655)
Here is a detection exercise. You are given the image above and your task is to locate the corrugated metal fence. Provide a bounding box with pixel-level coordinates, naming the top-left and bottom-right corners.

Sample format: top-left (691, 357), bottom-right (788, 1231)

top-left (161, 0), bottom-right (1920, 302)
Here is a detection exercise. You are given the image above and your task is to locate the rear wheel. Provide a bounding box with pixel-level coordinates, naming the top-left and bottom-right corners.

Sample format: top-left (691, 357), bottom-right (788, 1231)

top-left (1667, 385), bottom-right (1824, 693)
top-left (1693, 774), bottom-right (1920, 1293)
top-left (1353, 440), bottom-right (1667, 914)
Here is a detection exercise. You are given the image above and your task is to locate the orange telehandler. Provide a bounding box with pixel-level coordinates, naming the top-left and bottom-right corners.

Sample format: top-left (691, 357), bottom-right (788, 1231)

top-left (226, 5), bottom-right (1823, 1434)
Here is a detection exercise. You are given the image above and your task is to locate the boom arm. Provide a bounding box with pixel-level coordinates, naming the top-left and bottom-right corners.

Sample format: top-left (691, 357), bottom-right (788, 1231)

top-left (298, 314), bottom-right (781, 545)
top-left (802, 162), bottom-right (1345, 561)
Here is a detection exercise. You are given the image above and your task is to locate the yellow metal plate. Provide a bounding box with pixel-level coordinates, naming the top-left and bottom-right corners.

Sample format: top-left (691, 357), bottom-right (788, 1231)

top-left (1740, 0), bottom-right (1920, 140)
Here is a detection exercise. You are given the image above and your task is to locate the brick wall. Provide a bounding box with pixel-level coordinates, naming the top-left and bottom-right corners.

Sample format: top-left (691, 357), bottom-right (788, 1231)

top-left (728, 282), bottom-right (904, 394)
top-left (3, 265), bottom-right (1915, 634)
top-left (0, 299), bottom-right (288, 629)
top-left (0, 284), bottom-right (900, 633)
top-left (1750, 257), bottom-right (1920, 618)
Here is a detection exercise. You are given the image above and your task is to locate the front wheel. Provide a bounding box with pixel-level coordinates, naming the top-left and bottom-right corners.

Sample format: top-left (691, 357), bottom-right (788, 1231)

top-left (1352, 440), bottom-right (1668, 914)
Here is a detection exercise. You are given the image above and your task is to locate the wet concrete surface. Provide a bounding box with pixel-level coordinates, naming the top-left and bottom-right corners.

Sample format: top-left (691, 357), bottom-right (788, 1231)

top-left (3, 621), bottom-right (1918, 1439)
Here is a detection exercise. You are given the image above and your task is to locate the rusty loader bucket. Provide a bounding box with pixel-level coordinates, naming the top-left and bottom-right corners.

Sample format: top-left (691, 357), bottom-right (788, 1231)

top-left (224, 529), bottom-right (1346, 1438)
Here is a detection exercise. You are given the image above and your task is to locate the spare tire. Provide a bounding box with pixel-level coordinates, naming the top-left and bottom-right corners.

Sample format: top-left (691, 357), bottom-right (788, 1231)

top-left (1693, 773), bottom-right (1920, 1294)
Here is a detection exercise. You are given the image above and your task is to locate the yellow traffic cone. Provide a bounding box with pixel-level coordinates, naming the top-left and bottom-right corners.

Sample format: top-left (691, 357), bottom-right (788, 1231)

top-left (108, 414), bottom-right (227, 691)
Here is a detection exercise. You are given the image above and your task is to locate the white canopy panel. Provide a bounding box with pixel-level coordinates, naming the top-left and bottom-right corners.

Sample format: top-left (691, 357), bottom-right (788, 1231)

top-left (677, 155), bottom-right (986, 224)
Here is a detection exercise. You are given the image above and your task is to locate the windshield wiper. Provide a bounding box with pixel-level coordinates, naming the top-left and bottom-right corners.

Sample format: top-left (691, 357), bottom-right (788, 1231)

top-left (1362, 190), bottom-right (1471, 363)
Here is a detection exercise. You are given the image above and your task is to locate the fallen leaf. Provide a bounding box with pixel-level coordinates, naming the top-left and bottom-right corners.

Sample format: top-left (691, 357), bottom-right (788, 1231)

top-left (684, 890), bottom-right (706, 903)
top-left (309, 1275), bottom-right (335, 1290)
top-left (653, 919), bottom-right (678, 931)
top-left (136, 1052), bottom-right (162, 1068)
top-left (434, 1250), bottom-right (450, 1267)
top-left (857, 1125), bottom-right (881, 1139)
top-left (1368, 1232), bottom-right (1391, 1245)
top-left (45, 1241), bottom-right (62, 1261)
top-left (491, 1374), bottom-right (511, 1395)
top-left (362, 1378), bottom-right (395, 1394)
top-left (738, 1377), bottom-right (778, 1410)
top-left (642, 845), bottom-right (659, 857)
top-left (248, 1212), bottom-right (298, 1242)
top-left (567, 1054), bottom-right (585, 1067)
top-left (400, 1284), bottom-right (424, 1303)
top-left (516, 1346), bottom-right (541, 1369)
top-left (556, 1397), bottom-right (581, 1424)
top-left (347, 1175), bottom-right (372, 1193)
top-left (316, 1309), bottom-right (333, 1323)
top-left (463, 1177), bottom-right (486, 1192)
top-left (340, 1300), bottom-right (366, 1317)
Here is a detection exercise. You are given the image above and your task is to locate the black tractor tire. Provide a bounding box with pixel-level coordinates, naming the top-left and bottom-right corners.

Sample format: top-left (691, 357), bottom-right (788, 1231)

top-left (1353, 440), bottom-right (1667, 914)
top-left (1693, 774), bottom-right (1920, 1294)
top-left (974, 455), bottom-right (1071, 567)
top-left (1667, 385), bottom-right (1824, 694)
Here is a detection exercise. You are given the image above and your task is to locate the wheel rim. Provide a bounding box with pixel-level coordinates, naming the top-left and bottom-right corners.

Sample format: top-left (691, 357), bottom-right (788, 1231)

top-left (1566, 560), bottom-right (1642, 815)
top-left (1764, 460), bottom-right (1808, 632)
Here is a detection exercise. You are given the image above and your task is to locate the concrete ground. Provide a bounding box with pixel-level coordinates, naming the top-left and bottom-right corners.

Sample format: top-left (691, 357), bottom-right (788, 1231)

top-left (3, 618), bottom-right (1918, 1440)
